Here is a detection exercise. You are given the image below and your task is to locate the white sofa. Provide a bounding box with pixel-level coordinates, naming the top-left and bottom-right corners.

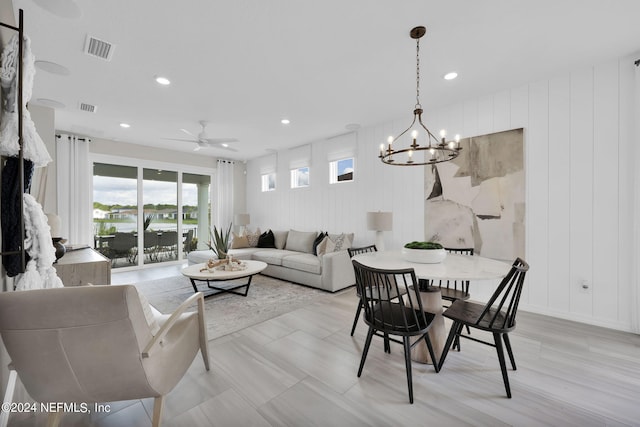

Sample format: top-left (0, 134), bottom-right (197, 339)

top-left (187, 229), bottom-right (355, 292)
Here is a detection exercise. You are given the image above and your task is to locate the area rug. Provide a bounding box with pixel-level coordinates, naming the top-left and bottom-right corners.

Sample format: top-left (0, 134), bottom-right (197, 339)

top-left (133, 274), bottom-right (331, 340)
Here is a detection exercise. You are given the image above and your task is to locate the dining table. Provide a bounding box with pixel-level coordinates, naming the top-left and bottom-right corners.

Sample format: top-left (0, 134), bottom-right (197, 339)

top-left (351, 250), bottom-right (512, 365)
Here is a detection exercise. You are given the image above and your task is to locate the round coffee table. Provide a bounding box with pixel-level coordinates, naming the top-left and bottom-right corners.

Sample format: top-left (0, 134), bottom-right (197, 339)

top-left (181, 260), bottom-right (267, 298)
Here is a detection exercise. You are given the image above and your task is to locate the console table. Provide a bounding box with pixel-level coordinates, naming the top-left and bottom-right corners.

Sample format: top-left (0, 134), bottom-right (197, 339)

top-left (53, 248), bottom-right (111, 286)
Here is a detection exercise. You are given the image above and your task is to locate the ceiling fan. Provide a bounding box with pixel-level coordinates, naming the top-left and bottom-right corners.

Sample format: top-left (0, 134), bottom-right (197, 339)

top-left (164, 120), bottom-right (238, 151)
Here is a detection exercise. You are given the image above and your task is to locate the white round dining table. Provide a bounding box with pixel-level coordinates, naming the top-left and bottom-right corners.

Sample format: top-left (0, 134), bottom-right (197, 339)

top-left (351, 250), bottom-right (512, 281)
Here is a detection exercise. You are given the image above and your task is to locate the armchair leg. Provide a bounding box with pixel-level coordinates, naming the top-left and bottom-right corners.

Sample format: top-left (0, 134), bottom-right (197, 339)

top-left (152, 395), bottom-right (165, 427)
top-left (0, 370), bottom-right (17, 427)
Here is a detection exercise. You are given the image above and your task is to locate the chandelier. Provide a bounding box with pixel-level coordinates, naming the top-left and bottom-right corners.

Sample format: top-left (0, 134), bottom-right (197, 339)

top-left (379, 26), bottom-right (462, 166)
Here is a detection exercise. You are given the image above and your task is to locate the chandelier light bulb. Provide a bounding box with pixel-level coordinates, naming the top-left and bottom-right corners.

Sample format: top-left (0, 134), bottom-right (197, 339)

top-left (439, 129), bottom-right (446, 138)
top-left (387, 136), bottom-right (393, 145)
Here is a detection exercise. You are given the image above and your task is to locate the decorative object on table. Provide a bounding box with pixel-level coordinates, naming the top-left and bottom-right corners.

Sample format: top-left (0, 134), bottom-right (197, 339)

top-left (425, 128), bottom-right (524, 260)
top-left (378, 26), bottom-right (461, 166)
top-left (207, 223), bottom-right (232, 259)
top-left (201, 256), bottom-right (246, 272)
top-left (14, 193), bottom-right (63, 290)
top-left (401, 241), bottom-right (447, 264)
top-left (366, 211), bottom-right (392, 251)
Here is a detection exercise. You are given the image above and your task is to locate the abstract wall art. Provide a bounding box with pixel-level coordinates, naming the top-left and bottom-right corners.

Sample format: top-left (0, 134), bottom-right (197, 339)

top-left (424, 128), bottom-right (525, 261)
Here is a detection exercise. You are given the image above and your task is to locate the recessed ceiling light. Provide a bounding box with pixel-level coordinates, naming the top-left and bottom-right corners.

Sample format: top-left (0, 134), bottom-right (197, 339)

top-left (34, 60), bottom-right (71, 76)
top-left (281, 119), bottom-right (290, 125)
top-left (155, 76), bottom-right (171, 85)
top-left (444, 72), bottom-right (458, 80)
top-left (119, 123), bottom-right (130, 128)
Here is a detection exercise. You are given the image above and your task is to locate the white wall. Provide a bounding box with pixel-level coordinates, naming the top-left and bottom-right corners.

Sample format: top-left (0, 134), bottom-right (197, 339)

top-left (247, 54), bottom-right (638, 332)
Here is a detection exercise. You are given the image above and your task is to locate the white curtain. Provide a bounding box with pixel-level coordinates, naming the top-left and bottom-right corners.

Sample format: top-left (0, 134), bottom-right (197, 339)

top-left (56, 134), bottom-right (92, 245)
top-left (215, 159), bottom-right (234, 229)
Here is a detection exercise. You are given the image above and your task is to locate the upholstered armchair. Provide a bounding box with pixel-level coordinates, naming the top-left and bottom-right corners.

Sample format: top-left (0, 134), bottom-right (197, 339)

top-left (0, 284), bottom-right (210, 427)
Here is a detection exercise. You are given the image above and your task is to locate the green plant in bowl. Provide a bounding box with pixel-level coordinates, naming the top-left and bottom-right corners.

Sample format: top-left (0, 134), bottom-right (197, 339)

top-left (404, 241), bottom-right (443, 250)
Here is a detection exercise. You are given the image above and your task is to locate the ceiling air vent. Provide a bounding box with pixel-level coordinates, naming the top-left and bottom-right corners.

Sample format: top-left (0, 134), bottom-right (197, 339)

top-left (83, 35), bottom-right (115, 61)
top-left (79, 102), bottom-right (97, 113)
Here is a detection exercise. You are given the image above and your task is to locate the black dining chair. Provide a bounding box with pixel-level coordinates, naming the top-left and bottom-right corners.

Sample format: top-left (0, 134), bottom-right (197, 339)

top-left (437, 257), bottom-right (529, 398)
top-left (420, 247), bottom-right (474, 350)
top-left (352, 260), bottom-right (439, 404)
top-left (347, 244), bottom-right (378, 336)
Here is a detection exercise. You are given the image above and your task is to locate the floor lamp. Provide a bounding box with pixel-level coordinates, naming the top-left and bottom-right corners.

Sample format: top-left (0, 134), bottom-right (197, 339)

top-left (367, 211), bottom-right (392, 251)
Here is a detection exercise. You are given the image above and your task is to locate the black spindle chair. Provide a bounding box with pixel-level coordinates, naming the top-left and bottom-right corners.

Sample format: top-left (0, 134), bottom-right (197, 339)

top-left (437, 258), bottom-right (529, 398)
top-left (352, 260), bottom-right (439, 404)
top-left (347, 245), bottom-right (378, 336)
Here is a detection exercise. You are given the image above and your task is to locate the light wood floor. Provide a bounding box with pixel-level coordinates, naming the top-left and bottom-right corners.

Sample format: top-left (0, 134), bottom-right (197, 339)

top-left (12, 265), bottom-right (640, 426)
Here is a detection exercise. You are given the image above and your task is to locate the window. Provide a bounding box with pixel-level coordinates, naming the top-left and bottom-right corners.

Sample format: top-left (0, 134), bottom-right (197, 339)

top-left (290, 167), bottom-right (309, 188)
top-left (330, 157), bottom-right (354, 184)
top-left (261, 173), bottom-right (276, 192)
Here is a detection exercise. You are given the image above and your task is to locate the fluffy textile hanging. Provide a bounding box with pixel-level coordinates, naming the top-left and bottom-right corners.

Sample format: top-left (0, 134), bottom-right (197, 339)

top-left (0, 34), bottom-right (51, 166)
top-left (14, 193), bottom-right (63, 290)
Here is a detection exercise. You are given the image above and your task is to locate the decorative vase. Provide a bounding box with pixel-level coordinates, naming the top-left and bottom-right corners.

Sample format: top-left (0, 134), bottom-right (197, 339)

top-left (52, 237), bottom-right (66, 262)
top-left (401, 247), bottom-right (447, 264)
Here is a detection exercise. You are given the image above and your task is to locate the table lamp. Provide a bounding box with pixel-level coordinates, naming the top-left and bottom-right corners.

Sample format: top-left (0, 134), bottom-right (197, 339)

top-left (367, 211), bottom-right (392, 251)
top-left (234, 213), bottom-right (250, 235)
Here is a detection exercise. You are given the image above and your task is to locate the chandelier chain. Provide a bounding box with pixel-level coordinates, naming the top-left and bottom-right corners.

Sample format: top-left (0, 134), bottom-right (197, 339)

top-left (415, 38), bottom-right (421, 109)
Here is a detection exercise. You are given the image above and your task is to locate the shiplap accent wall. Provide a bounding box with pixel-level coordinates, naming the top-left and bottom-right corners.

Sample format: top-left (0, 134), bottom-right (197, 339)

top-left (247, 54), bottom-right (637, 332)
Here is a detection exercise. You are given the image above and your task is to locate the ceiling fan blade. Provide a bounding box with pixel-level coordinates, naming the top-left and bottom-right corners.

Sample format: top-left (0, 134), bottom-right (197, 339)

top-left (161, 137), bottom-right (198, 142)
top-left (203, 137), bottom-right (238, 144)
top-left (180, 128), bottom-right (198, 138)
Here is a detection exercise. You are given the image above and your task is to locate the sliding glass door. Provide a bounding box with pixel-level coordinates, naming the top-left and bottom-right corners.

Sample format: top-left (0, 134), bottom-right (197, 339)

top-left (92, 159), bottom-right (213, 269)
top-left (93, 163), bottom-right (139, 267)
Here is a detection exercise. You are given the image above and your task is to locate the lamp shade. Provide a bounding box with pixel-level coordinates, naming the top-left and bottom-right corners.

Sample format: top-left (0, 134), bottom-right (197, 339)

top-left (366, 211), bottom-right (392, 231)
top-left (234, 213), bottom-right (250, 226)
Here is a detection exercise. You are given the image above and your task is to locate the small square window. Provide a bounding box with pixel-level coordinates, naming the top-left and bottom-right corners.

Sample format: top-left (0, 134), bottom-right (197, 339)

top-left (261, 173), bottom-right (276, 192)
top-left (330, 158), bottom-right (354, 184)
top-left (290, 167), bottom-right (309, 188)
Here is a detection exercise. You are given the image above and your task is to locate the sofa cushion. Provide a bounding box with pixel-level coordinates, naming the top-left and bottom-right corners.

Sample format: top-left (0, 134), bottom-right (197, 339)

top-left (258, 229), bottom-right (276, 248)
top-left (285, 230), bottom-right (318, 253)
top-left (252, 249), bottom-right (300, 266)
top-left (282, 253), bottom-right (322, 274)
top-left (273, 230), bottom-right (288, 249)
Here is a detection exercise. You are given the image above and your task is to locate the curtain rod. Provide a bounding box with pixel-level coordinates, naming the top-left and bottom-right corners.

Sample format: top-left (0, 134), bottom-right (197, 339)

top-left (55, 134), bottom-right (88, 141)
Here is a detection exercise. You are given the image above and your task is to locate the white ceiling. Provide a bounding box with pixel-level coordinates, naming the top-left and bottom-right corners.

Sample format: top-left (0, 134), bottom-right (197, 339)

top-left (12, 0), bottom-right (640, 161)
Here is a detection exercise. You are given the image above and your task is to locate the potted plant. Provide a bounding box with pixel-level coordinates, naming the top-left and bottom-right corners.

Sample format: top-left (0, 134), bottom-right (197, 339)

top-left (207, 223), bottom-right (232, 259)
top-left (401, 241), bottom-right (447, 263)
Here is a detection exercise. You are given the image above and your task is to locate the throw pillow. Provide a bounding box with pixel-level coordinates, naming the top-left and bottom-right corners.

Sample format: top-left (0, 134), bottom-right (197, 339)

top-left (285, 229), bottom-right (317, 254)
top-left (328, 232), bottom-right (354, 250)
top-left (312, 231), bottom-right (327, 255)
top-left (246, 227), bottom-right (261, 247)
top-left (257, 229), bottom-right (276, 248)
top-left (272, 230), bottom-right (288, 249)
top-left (231, 232), bottom-right (249, 249)
top-left (316, 235), bottom-right (336, 257)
